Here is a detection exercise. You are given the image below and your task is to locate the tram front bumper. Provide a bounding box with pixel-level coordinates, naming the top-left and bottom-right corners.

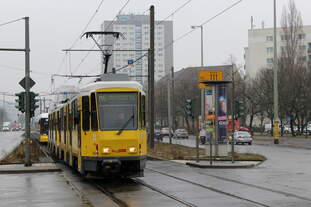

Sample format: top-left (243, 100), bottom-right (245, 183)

top-left (81, 156), bottom-right (146, 174)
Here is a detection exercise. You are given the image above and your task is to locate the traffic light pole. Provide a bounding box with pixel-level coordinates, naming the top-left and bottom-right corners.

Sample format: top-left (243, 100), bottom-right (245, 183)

top-left (24, 17), bottom-right (31, 166)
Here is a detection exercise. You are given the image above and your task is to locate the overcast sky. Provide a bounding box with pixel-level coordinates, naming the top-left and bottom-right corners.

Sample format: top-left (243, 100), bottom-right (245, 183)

top-left (0, 0), bottom-right (310, 110)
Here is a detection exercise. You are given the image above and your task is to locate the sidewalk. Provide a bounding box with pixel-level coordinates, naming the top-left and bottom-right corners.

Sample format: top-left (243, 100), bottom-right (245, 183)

top-left (0, 171), bottom-right (91, 207)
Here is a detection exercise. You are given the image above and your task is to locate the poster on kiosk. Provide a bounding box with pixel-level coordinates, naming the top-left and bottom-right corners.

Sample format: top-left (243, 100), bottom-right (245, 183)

top-left (217, 85), bottom-right (228, 144)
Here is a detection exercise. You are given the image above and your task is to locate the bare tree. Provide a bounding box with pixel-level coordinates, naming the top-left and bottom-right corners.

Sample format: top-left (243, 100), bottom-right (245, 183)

top-left (278, 0), bottom-right (309, 136)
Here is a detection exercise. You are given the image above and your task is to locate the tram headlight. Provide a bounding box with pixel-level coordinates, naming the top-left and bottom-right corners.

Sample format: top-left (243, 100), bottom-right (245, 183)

top-left (129, 147), bottom-right (136, 153)
top-left (102, 147), bottom-right (110, 154)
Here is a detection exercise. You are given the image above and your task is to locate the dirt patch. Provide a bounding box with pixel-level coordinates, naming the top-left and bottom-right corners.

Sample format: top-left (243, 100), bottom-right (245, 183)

top-left (0, 141), bottom-right (45, 164)
top-left (148, 142), bottom-right (205, 160)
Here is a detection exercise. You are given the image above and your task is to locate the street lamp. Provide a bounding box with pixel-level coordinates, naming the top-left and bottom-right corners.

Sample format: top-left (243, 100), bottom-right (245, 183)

top-left (191, 25), bottom-right (204, 163)
top-left (190, 25), bottom-right (204, 66)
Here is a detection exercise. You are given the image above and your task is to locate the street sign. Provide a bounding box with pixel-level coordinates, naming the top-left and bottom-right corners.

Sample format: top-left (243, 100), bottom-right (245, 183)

top-left (19, 77), bottom-right (36, 89)
top-left (198, 70), bottom-right (223, 82)
top-left (128, 59), bottom-right (134, 65)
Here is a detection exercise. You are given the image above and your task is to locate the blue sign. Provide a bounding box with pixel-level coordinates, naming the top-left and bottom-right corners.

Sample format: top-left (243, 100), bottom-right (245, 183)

top-left (128, 59), bottom-right (134, 65)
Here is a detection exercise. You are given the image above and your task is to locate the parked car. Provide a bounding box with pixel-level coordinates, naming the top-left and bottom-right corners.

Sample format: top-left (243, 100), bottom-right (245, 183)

top-left (160, 127), bottom-right (173, 138)
top-left (233, 131), bottom-right (253, 145)
top-left (174, 128), bottom-right (188, 139)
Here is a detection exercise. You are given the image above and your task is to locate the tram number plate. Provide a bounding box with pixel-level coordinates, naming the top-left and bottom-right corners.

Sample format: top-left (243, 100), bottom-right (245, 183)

top-left (198, 70), bottom-right (223, 82)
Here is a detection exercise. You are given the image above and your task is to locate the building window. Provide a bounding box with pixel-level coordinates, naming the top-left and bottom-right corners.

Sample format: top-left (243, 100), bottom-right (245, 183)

top-left (266, 36), bottom-right (273, 41)
top-left (266, 47), bottom-right (273, 54)
top-left (308, 42), bottom-right (311, 49)
top-left (267, 58), bottom-right (274, 64)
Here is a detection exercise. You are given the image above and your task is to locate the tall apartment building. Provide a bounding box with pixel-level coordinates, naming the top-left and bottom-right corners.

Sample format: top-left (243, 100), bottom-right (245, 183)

top-left (244, 25), bottom-right (311, 78)
top-left (103, 14), bottom-right (173, 85)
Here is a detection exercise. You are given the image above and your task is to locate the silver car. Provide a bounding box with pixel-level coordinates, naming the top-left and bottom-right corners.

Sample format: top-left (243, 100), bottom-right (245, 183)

top-left (234, 131), bottom-right (253, 145)
top-left (174, 128), bottom-right (188, 139)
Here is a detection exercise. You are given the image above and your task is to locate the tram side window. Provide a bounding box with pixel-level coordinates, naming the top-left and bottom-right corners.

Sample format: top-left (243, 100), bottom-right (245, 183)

top-left (141, 95), bottom-right (146, 128)
top-left (82, 96), bottom-right (90, 131)
top-left (74, 100), bottom-right (80, 128)
top-left (91, 93), bottom-right (98, 131)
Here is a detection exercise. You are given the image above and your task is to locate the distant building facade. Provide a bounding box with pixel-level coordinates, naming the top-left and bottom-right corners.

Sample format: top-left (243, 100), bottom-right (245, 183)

top-left (244, 25), bottom-right (311, 78)
top-left (103, 14), bottom-right (173, 85)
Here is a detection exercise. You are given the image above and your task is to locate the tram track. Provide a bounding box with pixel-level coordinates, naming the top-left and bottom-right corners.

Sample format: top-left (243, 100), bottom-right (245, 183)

top-left (146, 167), bottom-right (270, 207)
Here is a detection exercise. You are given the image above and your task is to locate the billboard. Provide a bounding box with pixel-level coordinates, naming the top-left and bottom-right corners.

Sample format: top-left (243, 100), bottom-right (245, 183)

top-left (217, 85), bottom-right (227, 144)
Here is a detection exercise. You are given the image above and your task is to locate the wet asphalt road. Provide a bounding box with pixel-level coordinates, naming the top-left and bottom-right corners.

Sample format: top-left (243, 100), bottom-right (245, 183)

top-left (1, 132), bottom-right (311, 206)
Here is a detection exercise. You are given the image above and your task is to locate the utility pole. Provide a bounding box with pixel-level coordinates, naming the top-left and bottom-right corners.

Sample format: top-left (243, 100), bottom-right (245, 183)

top-left (100, 23), bottom-right (104, 74)
top-left (39, 98), bottom-right (42, 114)
top-left (171, 67), bottom-right (175, 133)
top-left (273, 0), bottom-right (280, 144)
top-left (2, 94), bottom-right (5, 128)
top-left (168, 69), bottom-right (172, 144)
top-left (24, 17), bottom-right (32, 166)
top-left (149, 5), bottom-right (155, 149)
top-left (231, 65), bottom-right (235, 163)
top-left (43, 97), bottom-right (46, 113)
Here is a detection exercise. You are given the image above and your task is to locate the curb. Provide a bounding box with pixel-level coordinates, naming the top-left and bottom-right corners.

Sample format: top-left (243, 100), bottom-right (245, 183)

top-left (0, 168), bottom-right (62, 174)
top-left (147, 155), bottom-right (166, 161)
top-left (0, 163), bottom-right (62, 174)
top-left (185, 162), bottom-right (257, 169)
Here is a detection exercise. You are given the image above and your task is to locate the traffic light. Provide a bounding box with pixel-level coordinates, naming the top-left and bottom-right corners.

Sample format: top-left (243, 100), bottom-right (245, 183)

top-left (15, 92), bottom-right (25, 113)
top-left (234, 100), bottom-right (245, 119)
top-left (185, 99), bottom-right (193, 117)
top-left (30, 92), bottom-right (39, 118)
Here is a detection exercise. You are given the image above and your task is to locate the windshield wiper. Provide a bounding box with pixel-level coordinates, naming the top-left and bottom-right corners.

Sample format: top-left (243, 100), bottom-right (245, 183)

top-left (116, 115), bottom-right (134, 135)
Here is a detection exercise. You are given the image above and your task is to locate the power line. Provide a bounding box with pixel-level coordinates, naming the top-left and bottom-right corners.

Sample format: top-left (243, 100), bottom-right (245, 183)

top-left (157, 0), bottom-right (193, 25)
top-left (68, 0), bottom-right (106, 50)
top-left (0, 64), bottom-right (51, 76)
top-left (161, 0), bottom-right (243, 52)
top-left (0, 17), bottom-right (24, 28)
top-left (66, 0), bottom-right (131, 76)
top-left (56, 0), bottom-right (106, 79)
top-left (114, 52), bottom-right (148, 72)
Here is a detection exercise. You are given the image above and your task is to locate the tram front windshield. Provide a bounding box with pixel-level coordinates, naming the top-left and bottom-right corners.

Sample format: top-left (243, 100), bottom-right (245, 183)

top-left (40, 118), bottom-right (48, 135)
top-left (97, 92), bottom-right (137, 131)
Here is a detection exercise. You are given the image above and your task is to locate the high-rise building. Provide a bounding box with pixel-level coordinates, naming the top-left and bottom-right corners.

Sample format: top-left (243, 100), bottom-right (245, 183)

top-left (103, 14), bottom-right (173, 85)
top-left (244, 25), bottom-right (311, 78)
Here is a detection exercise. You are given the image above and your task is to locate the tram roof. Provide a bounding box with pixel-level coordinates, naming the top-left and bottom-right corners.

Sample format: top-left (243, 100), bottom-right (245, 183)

top-left (79, 81), bottom-right (144, 94)
top-left (49, 81), bottom-right (144, 113)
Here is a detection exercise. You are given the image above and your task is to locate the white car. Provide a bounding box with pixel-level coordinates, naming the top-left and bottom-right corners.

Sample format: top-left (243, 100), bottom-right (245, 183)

top-left (174, 129), bottom-right (188, 139)
top-left (233, 131), bottom-right (253, 145)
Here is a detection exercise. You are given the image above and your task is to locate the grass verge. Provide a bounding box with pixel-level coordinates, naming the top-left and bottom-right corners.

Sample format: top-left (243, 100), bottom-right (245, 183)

top-left (148, 142), bottom-right (266, 161)
top-left (0, 141), bottom-right (44, 164)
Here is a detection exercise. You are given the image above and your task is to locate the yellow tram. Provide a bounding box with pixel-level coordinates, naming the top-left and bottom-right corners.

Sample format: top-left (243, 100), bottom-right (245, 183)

top-left (35, 113), bottom-right (49, 143)
top-left (48, 81), bottom-right (147, 177)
